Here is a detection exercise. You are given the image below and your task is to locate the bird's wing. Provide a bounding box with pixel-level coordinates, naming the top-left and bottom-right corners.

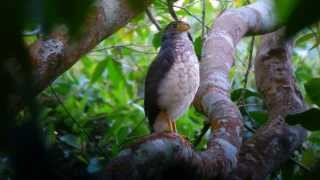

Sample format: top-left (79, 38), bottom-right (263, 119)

top-left (144, 48), bottom-right (175, 131)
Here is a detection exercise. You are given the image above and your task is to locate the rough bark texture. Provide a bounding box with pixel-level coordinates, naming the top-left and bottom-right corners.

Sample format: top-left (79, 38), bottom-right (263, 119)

top-left (255, 30), bottom-right (307, 118)
top-left (229, 29), bottom-right (307, 180)
top-left (194, 0), bottom-right (281, 176)
top-left (105, 133), bottom-right (233, 180)
top-left (9, 0), bottom-right (152, 112)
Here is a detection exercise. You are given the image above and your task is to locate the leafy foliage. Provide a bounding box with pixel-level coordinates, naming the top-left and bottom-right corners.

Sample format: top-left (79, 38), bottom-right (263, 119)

top-left (286, 108), bottom-right (320, 131)
top-left (285, 78), bottom-right (320, 131)
top-left (276, 0), bottom-right (320, 37)
top-left (230, 88), bottom-right (261, 102)
top-left (305, 78), bottom-right (320, 106)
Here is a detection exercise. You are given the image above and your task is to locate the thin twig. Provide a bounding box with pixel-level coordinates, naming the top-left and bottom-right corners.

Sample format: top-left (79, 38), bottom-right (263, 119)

top-left (193, 122), bottom-right (210, 147)
top-left (96, 43), bottom-right (153, 49)
top-left (243, 36), bottom-right (255, 89)
top-left (244, 123), bottom-right (255, 133)
top-left (238, 103), bottom-right (260, 108)
top-left (117, 46), bottom-right (156, 54)
top-left (159, 0), bottom-right (210, 30)
top-left (201, 0), bottom-right (206, 41)
top-left (167, 0), bottom-right (179, 21)
top-left (23, 25), bottom-right (41, 36)
top-left (93, 45), bottom-right (157, 54)
top-left (146, 8), bottom-right (162, 31)
top-left (174, 5), bottom-right (210, 30)
top-left (237, 37), bottom-right (256, 127)
top-left (314, 24), bottom-right (320, 65)
top-left (308, 26), bottom-right (320, 51)
top-left (290, 157), bottom-right (311, 172)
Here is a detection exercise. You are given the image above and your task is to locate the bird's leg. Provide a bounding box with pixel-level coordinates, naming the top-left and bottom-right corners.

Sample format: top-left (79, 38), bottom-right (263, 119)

top-left (171, 121), bottom-right (177, 133)
top-left (166, 114), bottom-right (174, 133)
top-left (171, 121), bottom-right (187, 141)
top-left (156, 111), bottom-right (174, 133)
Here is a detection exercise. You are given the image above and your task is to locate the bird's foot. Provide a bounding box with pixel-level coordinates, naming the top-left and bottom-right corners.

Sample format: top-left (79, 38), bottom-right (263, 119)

top-left (168, 122), bottom-right (188, 141)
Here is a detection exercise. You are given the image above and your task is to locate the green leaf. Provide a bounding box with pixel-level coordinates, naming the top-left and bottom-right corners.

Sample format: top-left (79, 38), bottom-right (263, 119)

top-left (281, 161), bottom-right (295, 180)
top-left (308, 131), bottom-right (320, 145)
top-left (295, 64), bottom-right (313, 82)
top-left (90, 58), bottom-right (109, 84)
top-left (310, 40), bottom-right (320, 50)
top-left (305, 78), bottom-right (320, 106)
top-left (59, 134), bottom-right (81, 149)
top-left (194, 36), bottom-right (202, 59)
top-left (106, 59), bottom-right (125, 87)
top-left (126, 0), bottom-right (149, 12)
top-left (276, 0), bottom-right (320, 37)
top-left (286, 108), bottom-right (320, 131)
top-left (77, 155), bottom-right (88, 164)
top-left (248, 111), bottom-right (268, 126)
top-left (116, 127), bottom-right (129, 145)
top-left (111, 144), bottom-right (121, 157)
top-left (301, 149), bottom-right (318, 168)
top-left (275, 0), bottom-right (299, 23)
top-left (296, 33), bottom-right (314, 45)
top-left (231, 88), bottom-right (261, 102)
top-left (152, 32), bottom-right (162, 49)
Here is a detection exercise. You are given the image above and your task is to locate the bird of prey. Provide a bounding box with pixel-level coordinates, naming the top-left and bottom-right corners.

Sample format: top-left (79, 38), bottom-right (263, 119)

top-left (144, 21), bottom-right (199, 133)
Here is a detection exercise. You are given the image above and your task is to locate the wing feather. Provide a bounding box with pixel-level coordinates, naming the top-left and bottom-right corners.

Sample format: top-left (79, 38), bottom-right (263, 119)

top-left (144, 48), bottom-right (175, 131)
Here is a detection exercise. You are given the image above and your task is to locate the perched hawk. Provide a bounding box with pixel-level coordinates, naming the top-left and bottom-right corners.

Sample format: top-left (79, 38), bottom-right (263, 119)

top-left (144, 21), bottom-right (199, 133)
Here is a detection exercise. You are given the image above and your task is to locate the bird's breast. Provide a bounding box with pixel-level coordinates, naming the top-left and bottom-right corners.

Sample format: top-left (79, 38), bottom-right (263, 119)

top-left (157, 50), bottom-right (200, 120)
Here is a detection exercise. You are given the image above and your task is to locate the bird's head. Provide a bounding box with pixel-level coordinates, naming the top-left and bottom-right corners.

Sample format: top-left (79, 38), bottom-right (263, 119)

top-left (163, 21), bottom-right (190, 33)
top-left (161, 21), bottom-right (191, 43)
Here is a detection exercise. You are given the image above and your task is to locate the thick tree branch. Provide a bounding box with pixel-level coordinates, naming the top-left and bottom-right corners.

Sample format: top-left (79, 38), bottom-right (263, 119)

top-left (9, 0), bottom-right (153, 112)
top-left (230, 29), bottom-right (308, 179)
top-left (193, 0), bottom-right (281, 176)
top-left (105, 133), bottom-right (236, 179)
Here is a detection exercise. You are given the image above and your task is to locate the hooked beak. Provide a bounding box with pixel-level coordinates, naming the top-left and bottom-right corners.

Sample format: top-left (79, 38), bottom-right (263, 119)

top-left (176, 22), bottom-right (190, 32)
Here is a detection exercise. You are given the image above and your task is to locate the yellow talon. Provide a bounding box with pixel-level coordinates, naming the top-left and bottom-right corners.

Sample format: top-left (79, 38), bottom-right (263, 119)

top-left (167, 117), bottom-right (174, 133)
top-left (172, 121), bottom-right (177, 133)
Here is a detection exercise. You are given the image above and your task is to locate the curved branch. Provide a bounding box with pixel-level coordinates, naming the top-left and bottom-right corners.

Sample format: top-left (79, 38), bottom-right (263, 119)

top-left (230, 29), bottom-right (307, 179)
top-left (105, 133), bottom-right (233, 179)
top-left (193, 0), bottom-right (281, 176)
